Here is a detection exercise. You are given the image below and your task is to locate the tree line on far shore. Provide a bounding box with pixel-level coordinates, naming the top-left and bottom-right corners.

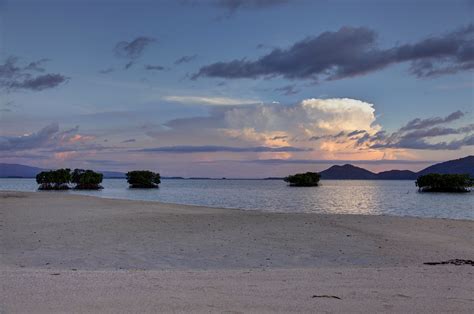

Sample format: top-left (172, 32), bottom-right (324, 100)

top-left (36, 169), bottom-right (472, 193)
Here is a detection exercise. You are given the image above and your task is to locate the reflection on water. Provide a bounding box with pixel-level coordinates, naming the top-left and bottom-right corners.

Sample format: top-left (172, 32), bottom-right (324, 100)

top-left (1, 178), bottom-right (473, 220)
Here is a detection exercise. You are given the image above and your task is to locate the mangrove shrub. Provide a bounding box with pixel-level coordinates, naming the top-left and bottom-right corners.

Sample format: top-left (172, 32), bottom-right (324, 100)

top-left (126, 170), bottom-right (161, 188)
top-left (71, 169), bottom-right (104, 190)
top-left (416, 173), bottom-right (472, 192)
top-left (36, 168), bottom-right (71, 190)
top-left (284, 172), bottom-right (321, 187)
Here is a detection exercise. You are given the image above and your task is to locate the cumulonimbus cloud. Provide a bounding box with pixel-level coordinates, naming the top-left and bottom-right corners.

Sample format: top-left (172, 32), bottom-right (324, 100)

top-left (193, 24), bottom-right (474, 81)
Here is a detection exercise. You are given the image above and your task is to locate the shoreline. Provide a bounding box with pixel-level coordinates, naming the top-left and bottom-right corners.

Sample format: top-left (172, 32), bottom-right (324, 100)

top-left (1, 191), bottom-right (473, 312)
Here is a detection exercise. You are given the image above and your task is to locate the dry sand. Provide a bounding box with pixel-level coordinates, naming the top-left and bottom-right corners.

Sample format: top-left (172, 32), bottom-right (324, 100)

top-left (1, 191), bottom-right (473, 313)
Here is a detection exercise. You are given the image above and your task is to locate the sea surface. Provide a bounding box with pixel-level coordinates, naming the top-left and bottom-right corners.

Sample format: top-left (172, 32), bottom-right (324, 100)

top-left (1, 178), bottom-right (472, 220)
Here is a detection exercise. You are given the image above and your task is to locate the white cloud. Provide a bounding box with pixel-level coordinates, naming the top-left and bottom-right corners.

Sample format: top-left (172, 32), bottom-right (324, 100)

top-left (163, 95), bottom-right (262, 106)
top-left (223, 98), bottom-right (381, 141)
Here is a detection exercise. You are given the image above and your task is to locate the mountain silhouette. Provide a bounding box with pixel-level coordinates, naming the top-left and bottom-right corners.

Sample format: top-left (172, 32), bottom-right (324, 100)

top-left (319, 155), bottom-right (472, 180)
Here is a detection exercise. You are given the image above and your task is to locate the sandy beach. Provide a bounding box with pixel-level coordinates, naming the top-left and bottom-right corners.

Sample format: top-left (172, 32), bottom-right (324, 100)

top-left (1, 191), bottom-right (473, 313)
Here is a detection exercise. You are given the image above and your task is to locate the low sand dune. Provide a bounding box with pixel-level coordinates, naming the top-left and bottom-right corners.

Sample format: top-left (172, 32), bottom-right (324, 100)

top-left (1, 191), bottom-right (473, 313)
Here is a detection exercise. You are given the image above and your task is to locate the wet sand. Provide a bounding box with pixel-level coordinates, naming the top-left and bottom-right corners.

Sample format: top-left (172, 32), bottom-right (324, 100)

top-left (1, 191), bottom-right (473, 313)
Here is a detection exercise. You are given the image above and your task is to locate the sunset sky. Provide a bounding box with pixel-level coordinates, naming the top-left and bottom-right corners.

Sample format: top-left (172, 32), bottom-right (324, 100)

top-left (1, 0), bottom-right (473, 177)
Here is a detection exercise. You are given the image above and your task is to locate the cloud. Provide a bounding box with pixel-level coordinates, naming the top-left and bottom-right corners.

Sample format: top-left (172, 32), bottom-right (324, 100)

top-left (216, 0), bottom-right (290, 11)
top-left (182, 0), bottom-right (291, 14)
top-left (8, 74), bottom-right (68, 91)
top-left (174, 55), bottom-right (197, 65)
top-left (0, 124), bottom-right (103, 156)
top-left (399, 110), bottom-right (464, 131)
top-left (121, 138), bottom-right (136, 143)
top-left (114, 36), bottom-right (156, 60)
top-left (0, 57), bottom-right (68, 91)
top-left (150, 98), bottom-right (382, 158)
top-left (0, 123), bottom-right (59, 151)
top-left (163, 95), bottom-right (262, 106)
top-left (274, 84), bottom-right (299, 95)
top-left (360, 111), bottom-right (474, 150)
top-left (242, 158), bottom-right (433, 165)
top-left (144, 64), bottom-right (165, 71)
top-left (124, 61), bottom-right (135, 70)
top-left (193, 24), bottom-right (474, 81)
top-left (223, 98), bottom-right (380, 138)
top-left (372, 134), bottom-right (474, 150)
top-left (347, 130), bottom-right (367, 137)
top-left (137, 145), bottom-right (311, 153)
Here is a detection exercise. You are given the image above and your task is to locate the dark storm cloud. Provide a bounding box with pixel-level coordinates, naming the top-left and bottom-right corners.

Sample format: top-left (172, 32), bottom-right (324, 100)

top-left (144, 64), bottom-right (165, 71)
top-left (0, 57), bottom-right (68, 91)
top-left (193, 24), bottom-right (474, 81)
top-left (174, 55), bottom-right (198, 65)
top-left (114, 36), bottom-right (156, 60)
top-left (137, 145), bottom-right (311, 153)
top-left (399, 110), bottom-right (464, 131)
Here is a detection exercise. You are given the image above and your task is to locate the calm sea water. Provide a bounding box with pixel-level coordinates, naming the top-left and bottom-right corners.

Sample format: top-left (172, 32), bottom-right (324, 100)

top-left (1, 178), bottom-right (472, 220)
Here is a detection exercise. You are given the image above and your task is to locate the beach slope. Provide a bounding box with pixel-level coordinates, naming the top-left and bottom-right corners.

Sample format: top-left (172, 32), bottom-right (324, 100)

top-left (1, 191), bottom-right (473, 313)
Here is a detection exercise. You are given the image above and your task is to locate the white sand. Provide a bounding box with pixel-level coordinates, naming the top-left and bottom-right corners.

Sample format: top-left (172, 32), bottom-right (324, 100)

top-left (1, 191), bottom-right (473, 313)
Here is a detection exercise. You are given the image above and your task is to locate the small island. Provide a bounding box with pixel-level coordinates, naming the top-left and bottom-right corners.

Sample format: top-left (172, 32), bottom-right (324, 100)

top-left (416, 173), bottom-right (473, 193)
top-left (127, 170), bottom-right (161, 188)
top-left (36, 168), bottom-right (72, 190)
top-left (71, 169), bottom-right (104, 190)
top-left (284, 172), bottom-right (321, 187)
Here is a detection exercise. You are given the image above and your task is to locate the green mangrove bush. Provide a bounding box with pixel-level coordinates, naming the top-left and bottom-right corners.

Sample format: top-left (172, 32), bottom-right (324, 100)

top-left (71, 169), bottom-right (104, 190)
top-left (36, 168), bottom-right (72, 190)
top-left (284, 172), bottom-right (321, 187)
top-left (126, 170), bottom-right (161, 188)
top-left (416, 173), bottom-right (472, 192)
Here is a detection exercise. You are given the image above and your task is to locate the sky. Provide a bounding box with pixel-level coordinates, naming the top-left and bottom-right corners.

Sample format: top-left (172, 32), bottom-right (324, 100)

top-left (0, 0), bottom-right (473, 178)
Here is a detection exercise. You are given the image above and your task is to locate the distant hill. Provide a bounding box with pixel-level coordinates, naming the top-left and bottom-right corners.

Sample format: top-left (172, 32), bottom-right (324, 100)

top-left (376, 170), bottom-right (417, 180)
top-left (0, 163), bottom-right (125, 179)
top-left (0, 163), bottom-right (45, 178)
top-left (319, 155), bottom-right (473, 180)
top-left (320, 164), bottom-right (376, 180)
top-left (417, 156), bottom-right (474, 177)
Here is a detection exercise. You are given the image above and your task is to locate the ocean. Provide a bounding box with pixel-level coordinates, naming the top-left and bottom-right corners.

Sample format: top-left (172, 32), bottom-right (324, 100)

top-left (1, 178), bottom-right (472, 220)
